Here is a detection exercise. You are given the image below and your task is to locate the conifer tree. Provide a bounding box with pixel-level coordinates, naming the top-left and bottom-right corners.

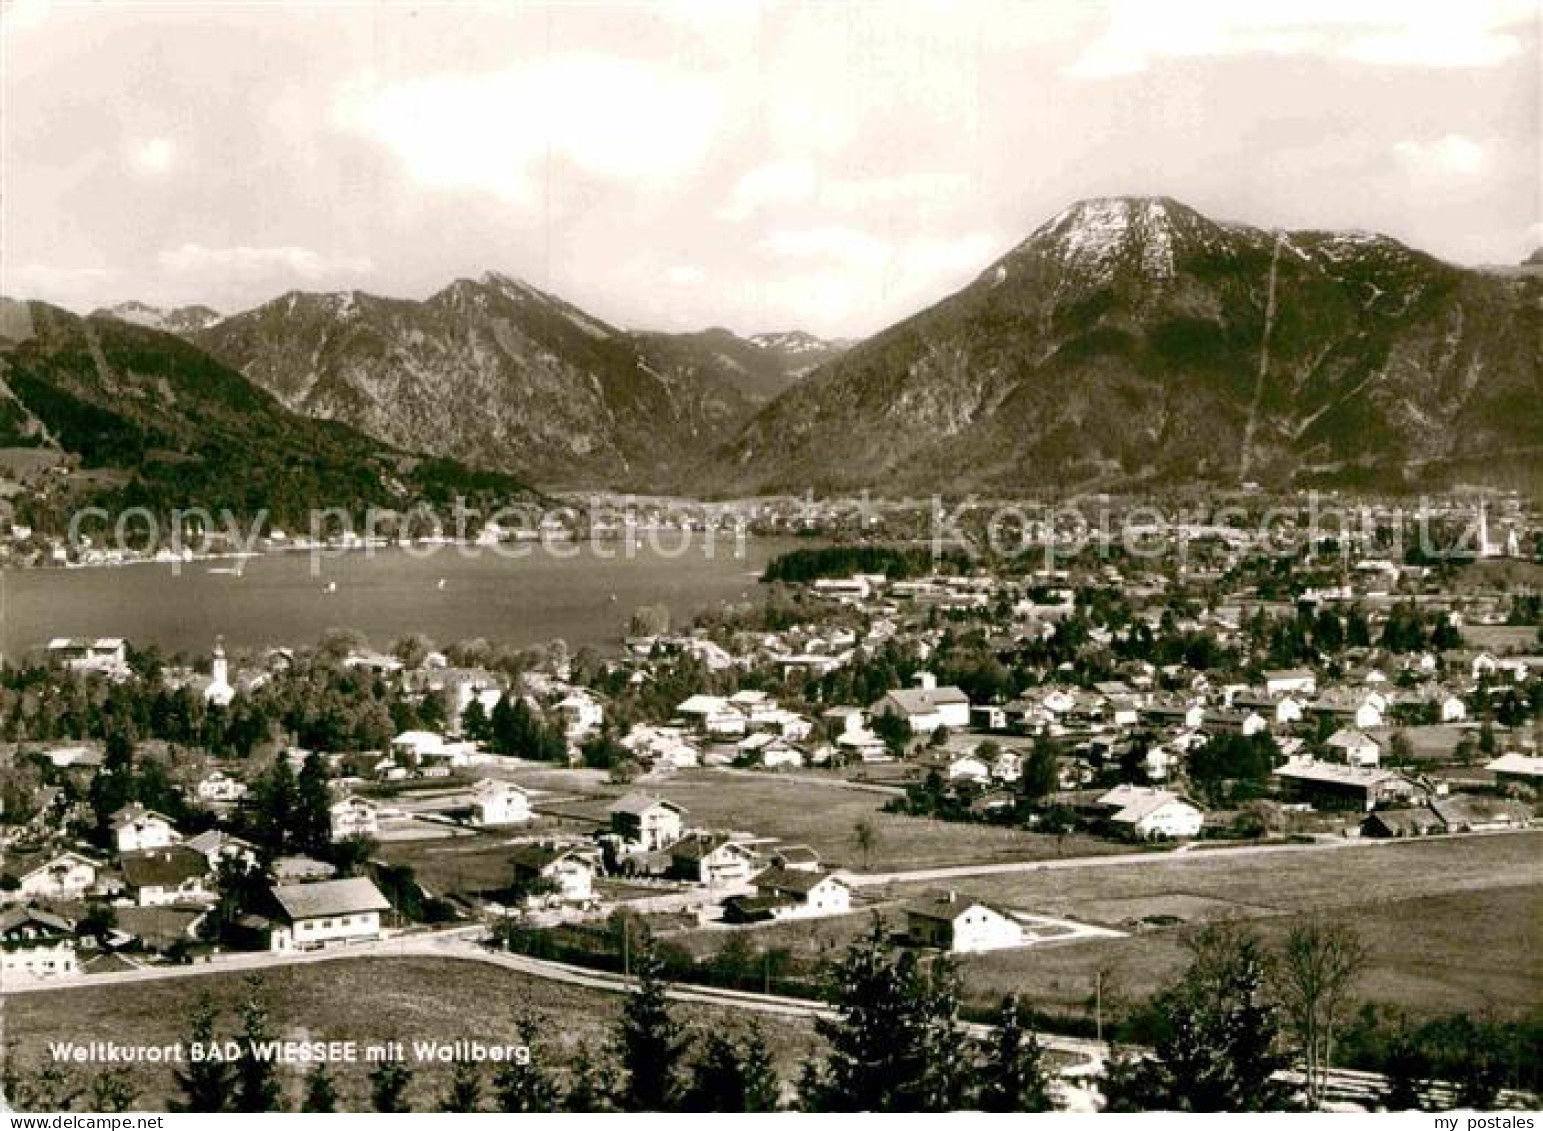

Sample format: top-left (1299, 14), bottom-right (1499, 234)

top-left (172, 993), bottom-right (231, 1113)
top-left (977, 996), bottom-right (1054, 1112)
top-left (368, 1059), bottom-right (413, 1112)
top-left (301, 1063), bottom-right (340, 1113)
top-left (614, 946), bottom-right (690, 1111)
top-left (492, 1016), bottom-right (562, 1112)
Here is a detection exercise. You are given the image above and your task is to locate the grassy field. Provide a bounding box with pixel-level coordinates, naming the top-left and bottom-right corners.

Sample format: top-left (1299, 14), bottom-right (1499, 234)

top-left (910, 831), bottom-right (1543, 922)
top-left (6, 956), bottom-right (818, 1111)
top-left (917, 832), bottom-right (1543, 1022)
top-left (530, 767), bottom-right (1127, 872)
top-left (948, 883), bottom-right (1542, 1024)
top-left (661, 832), bottom-right (1542, 1025)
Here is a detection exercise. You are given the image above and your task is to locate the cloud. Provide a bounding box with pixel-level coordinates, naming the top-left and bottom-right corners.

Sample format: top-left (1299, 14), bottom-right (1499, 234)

top-left (756, 227), bottom-right (892, 270)
top-left (158, 244), bottom-right (374, 282)
top-left (129, 137), bottom-right (175, 175)
top-left (336, 57), bottom-right (724, 202)
top-left (717, 161), bottom-right (818, 221)
top-left (1, 263), bottom-right (118, 307)
top-left (752, 228), bottom-right (999, 332)
top-left (1392, 135), bottom-right (1491, 178)
top-left (719, 162), bottom-right (971, 222)
top-left (665, 265), bottom-right (705, 286)
top-left (0, 0), bottom-right (51, 35)
top-left (1067, 0), bottom-right (1531, 76)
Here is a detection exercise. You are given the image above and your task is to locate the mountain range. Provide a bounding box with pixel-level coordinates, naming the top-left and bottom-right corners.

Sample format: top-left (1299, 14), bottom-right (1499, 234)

top-left (188, 274), bottom-right (846, 487)
top-left (13, 196), bottom-right (1541, 499)
top-left (0, 299), bottom-right (530, 531)
top-left (714, 197), bottom-right (1541, 495)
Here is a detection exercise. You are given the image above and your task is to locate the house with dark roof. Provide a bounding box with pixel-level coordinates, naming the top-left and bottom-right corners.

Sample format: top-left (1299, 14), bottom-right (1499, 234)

top-left (269, 877), bottom-right (391, 951)
top-left (1, 850), bottom-right (99, 904)
top-left (869, 673), bottom-right (971, 733)
top-left (119, 845), bottom-right (213, 907)
top-left (509, 843), bottom-right (598, 904)
top-left (905, 890), bottom-right (1026, 953)
top-left (668, 833), bottom-right (758, 886)
top-left (723, 867), bottom-right (851, 923)
top-left (607, 794), bottom-right (687, 850)
top-left (0, 905), bottom-right (79, 980)
top-left (110, 803), bottom-right (180, 854)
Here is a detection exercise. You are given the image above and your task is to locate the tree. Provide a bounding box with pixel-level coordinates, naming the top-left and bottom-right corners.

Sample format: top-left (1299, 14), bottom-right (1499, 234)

top-left (171, 993), bottom-right (231, 1113)
top-left (614, 946), bottom-right (690, 1111)
top-left (301, 1064), bottom-right (341, 1113)
top-left (249, 756), bottom-right (299, 853)
top-left (801, 923), bottom-right (972, 1111)
top-left (976, 996), bottom-right (1054, 1112)
top-left (439, 1059), bottom-right (483, 1112)
top-left (1387, 730), bottom-right (1414, 769)
top-left (851, 818), bottom-right (880, 871)
top-left (872, 711), bottom-right (911, 757)
top-left (492, 1016), bottom-right (562, 1112)
top-left (681, 1026), bottom-right (781, 1112)
top-left (86, 1068), bottom-right (139, 1113)
top-left (560, 1044), bottom-right (614, 1112)
top-left (1019, 737), bottom-right (1061, 802)
top-left (10, 1063), bottom-right (82, 1112)
top-left (462, 698), bottom-right (491, 743)
top-left (391, 633), bottom-right (435, 669)
top-left (629, 604), bottom-right (671, 638)
top-left (1379, 1028), bottom-right (1430, 1111)
top-left (1273, 921), bottom-right (1370, 1109)
top-left (368, 1059), bottom-right (413, 1113)
top-left (294, 752), bottom-right (334, 855)
top-left (1101, 924), bottom-right (1294, 1112)
top-left (234, 977), bottom-right (284, 1112)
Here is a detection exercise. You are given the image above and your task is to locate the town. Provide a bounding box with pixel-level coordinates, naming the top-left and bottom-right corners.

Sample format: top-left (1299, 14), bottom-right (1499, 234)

top-left (2, 492), bottom-right (1540, 1110)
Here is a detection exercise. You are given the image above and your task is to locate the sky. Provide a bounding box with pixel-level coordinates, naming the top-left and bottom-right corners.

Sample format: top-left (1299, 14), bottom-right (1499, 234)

top-left (3, 0), bottom-right (1538, 338)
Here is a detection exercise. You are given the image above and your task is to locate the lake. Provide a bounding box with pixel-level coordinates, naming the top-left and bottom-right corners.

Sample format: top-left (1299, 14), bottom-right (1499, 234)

top-left (0, 536), bottom-right (800, 658)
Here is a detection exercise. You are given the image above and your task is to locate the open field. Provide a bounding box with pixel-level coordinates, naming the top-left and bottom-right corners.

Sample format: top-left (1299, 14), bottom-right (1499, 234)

top-left (6, 956), bottom-right (818, 1110)
top-left (949, 883), bottom-right (1543, 1023)
top-left (917, 832), bottom-right (1543, 1022)
top-left (530, 767), bottom-right (1130, 872)
top-left (907, 830), bottom-right (1543, 922)
top-left (661, 832), bottom-right (1542, 1023)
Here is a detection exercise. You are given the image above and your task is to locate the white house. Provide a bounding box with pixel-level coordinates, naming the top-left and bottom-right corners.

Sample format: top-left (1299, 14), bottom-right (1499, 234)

top-left (835, 726), bottom-right (890, 762)
top-left (119, 846), bottom-right (213, 907)
top-left (555, 692), bottom-right (605, 739)
top-left (905, 891), bottom-right (1026, 953)
top-left (196, 769), bottom-right (248, 805)
top-left (509, 843), bottom-right (596, 903)
top-left (1326, 728), bottom-right (1381, 769)
top-left (1263, 668), bottom-right (1318, 696)
top-left (870, 673), bottom-right (971, 734)
top-left (608, 794), bottom-right (687, 851)
top-left (726, 867), bottom-right (852, 922)
top-left (471, 778), bottom-right (531, 826)
top-left (46, 637), bottom-right (128, 677)
top-left (2, 851), bottom-right (98, 903)
top-left (670, 834), bottom-right (759, 886)
top-left (270, 877), bottom-right (391, 951)
top-left (329, 795), bottom-right (381, 842)
top-left (110, 804), bottom-right (180, 854)
top-left (0, 906), bottom-right (79, 981)
top-left (1095, 785), bottom-right (1205, 840)
top-left (1487, 753), bottom-right (1543, 789)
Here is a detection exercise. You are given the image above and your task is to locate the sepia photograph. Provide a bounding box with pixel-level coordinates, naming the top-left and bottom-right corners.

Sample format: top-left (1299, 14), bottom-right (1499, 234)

top-left (0, 0), bottom-right (1539, 1117)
